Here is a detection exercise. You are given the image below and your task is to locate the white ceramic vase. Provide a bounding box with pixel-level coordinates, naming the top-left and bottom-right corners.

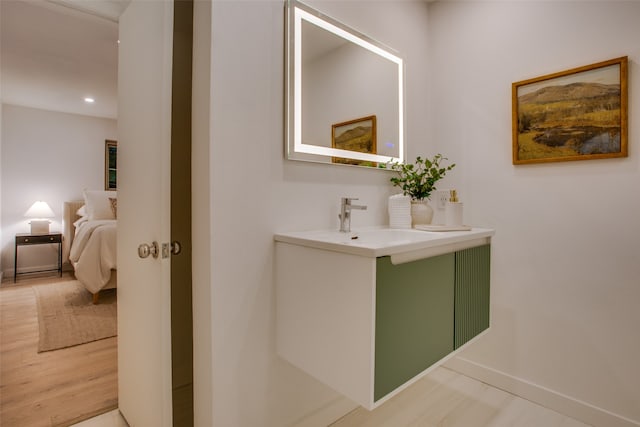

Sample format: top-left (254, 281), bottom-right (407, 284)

top-left (410, 200), bottom-right (433, 226)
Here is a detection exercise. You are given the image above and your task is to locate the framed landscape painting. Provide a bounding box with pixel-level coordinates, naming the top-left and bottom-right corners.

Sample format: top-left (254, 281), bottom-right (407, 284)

top-left (105, 140), bottom-right (117, 190)
top-left (331, 115), bottom-right (377, 166)
top-left (512, 57), bottom-right (627, 165)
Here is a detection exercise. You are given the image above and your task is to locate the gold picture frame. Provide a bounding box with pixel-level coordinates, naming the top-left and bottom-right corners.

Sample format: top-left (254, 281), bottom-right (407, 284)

top-left (331, 115), bottom-right (377, 166)
top-left (512, 56), bottom-right (627, 165)
top-left (105, 140), bottom-right (117, 190)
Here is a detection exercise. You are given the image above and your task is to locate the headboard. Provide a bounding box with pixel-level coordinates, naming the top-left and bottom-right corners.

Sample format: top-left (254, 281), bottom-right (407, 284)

top-left (62, 200), bottom-right (84, 266)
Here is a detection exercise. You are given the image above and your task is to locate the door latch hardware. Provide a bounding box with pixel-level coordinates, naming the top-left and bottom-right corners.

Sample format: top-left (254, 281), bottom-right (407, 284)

top-left (138, 241), bottom-right (159, 259)
top-left (161, 241), bottom-right (182, 258)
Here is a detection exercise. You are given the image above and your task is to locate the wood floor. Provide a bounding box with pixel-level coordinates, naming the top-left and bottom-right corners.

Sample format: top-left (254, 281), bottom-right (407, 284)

top-left (331, 366), bottom-right (591, 427)
top-left (74, 369), bottom-right (591, 427)
top-left (0, 273), bottom-right (118, 427)
top-left (1, 276), bottom-right (590, 427)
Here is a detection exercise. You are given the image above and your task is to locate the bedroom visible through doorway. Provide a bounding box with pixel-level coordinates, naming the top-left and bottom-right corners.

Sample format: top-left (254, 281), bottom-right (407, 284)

top-left (0, 1), bottom-right (121, 424)
top-left (1, 0), bottom-right (195, 425)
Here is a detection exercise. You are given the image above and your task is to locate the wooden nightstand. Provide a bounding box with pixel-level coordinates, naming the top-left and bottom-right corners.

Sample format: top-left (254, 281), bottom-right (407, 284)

top-left (14, 232), bottom-right (63, 282)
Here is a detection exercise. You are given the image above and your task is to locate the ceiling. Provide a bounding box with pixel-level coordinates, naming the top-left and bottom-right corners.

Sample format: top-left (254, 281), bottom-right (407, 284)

top-left (0, 0), bottom-right (126, 119)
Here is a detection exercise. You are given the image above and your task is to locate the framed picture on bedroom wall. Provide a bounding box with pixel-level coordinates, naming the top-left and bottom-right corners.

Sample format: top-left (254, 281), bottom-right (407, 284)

top-left (512, 56), bottom-right (628, 165)
top-left (105, 140), bottom-right (117, 190)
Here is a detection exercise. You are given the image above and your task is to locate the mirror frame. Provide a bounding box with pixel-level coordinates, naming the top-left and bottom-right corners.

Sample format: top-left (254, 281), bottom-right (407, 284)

top-left (285, 0), bottom-right (405, 167)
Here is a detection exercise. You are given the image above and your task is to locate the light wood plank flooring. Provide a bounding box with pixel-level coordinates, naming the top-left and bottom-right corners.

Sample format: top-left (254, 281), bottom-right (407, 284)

top-left (4, 276), bottom-right (590, 427)
top-left (76, 368), bottom-right (591, 427)
top-left (0, 274), bottom-right (118, 427)
top-left (331, 366), bottom-right (591, 427)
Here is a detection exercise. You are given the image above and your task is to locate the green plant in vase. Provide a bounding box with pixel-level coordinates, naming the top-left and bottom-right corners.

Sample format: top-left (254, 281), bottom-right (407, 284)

top-left (388, 154), bottom-right (455, 225)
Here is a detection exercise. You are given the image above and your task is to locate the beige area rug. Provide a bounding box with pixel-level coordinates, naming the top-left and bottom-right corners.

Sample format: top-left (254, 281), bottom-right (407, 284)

top-left (32, 280), bottom-right (117, 352)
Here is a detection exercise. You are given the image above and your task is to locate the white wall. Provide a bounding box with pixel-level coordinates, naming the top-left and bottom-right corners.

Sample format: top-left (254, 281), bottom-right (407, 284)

top-left (0, 104), bottom-right (117, 277)
top-left (208, 1), bottom-right (431, 425)
top-left (428, 2), bottom-right (640, 426)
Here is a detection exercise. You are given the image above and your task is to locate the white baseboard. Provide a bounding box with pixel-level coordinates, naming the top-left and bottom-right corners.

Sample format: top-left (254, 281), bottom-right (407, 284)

top-left (444, 356), bottom-right (640, 427)
top-left (11, 263), bottom-right (59, 277)
top-left (290, 396), bottom-right (358, 427)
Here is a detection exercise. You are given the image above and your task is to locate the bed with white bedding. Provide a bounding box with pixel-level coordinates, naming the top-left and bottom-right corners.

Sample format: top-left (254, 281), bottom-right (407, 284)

top-left (63, 191), bottom-right (117, 303)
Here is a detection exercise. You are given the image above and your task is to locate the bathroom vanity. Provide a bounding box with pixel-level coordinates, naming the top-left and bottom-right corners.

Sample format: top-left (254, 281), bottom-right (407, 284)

top-left (275, 227), bottom-right (494, 410)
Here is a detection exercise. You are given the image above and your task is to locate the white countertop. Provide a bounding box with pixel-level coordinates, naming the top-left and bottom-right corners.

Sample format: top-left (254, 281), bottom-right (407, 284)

top-left (274, 226), bottom-right (495, 263)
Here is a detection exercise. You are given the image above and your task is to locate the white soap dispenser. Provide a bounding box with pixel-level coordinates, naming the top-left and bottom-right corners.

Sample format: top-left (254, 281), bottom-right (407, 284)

top-left (445, 189), bottom-right (464, 226)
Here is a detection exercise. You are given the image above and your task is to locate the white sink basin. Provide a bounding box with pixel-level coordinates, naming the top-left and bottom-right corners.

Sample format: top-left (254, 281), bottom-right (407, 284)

top-left (275, 227), bottom-right (495, 263)
top-left (287, 228), bottom-right (421, 244)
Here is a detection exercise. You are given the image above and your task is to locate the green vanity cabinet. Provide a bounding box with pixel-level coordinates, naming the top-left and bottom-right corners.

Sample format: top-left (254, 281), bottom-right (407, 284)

top-left (275, 230), bottom-right (494, 410)
top-left (375, 253), bottom-right (455, 400)
top-left (454, 244), bottom-right (491, 349)
top-left (374, 244), bottom-right (490, 402)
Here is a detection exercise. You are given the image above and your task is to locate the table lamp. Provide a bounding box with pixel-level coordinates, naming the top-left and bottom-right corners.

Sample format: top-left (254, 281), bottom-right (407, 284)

top-left (24, 201), bottom-right (55, 234)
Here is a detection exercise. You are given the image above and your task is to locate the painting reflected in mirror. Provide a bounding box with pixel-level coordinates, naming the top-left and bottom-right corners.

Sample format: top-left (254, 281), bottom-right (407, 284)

top-left (332, 115), bottom-right (377, 167)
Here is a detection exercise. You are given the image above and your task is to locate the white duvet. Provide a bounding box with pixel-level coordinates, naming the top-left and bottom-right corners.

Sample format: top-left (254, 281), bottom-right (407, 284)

top-left (69, 219), bottom-right (117, 294)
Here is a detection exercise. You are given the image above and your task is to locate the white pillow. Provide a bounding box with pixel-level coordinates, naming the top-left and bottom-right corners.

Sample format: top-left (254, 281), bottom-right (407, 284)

top-left (83, 190), bottom-right (117, 220)
top-left (76, 205), bottom-right (87, 217)
top-left (73, 216), bottom-right (88, 229)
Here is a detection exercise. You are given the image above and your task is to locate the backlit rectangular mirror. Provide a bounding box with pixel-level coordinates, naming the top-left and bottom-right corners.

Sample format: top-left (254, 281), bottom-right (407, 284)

top-left (285, 0), bottom-right (405, 168)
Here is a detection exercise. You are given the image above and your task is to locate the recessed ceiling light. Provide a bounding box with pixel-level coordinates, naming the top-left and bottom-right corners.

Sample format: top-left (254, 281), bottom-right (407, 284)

top-left (84, 97), bottom-right (95, 103)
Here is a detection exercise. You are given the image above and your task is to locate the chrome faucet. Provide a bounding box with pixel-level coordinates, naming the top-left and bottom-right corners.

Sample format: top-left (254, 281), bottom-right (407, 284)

top-left (339, 197), bottom-right (367, 233)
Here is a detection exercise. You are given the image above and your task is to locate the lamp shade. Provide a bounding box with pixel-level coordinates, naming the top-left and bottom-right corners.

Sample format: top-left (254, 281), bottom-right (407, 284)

top-left (24, 201), bottom-right (55, 218)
